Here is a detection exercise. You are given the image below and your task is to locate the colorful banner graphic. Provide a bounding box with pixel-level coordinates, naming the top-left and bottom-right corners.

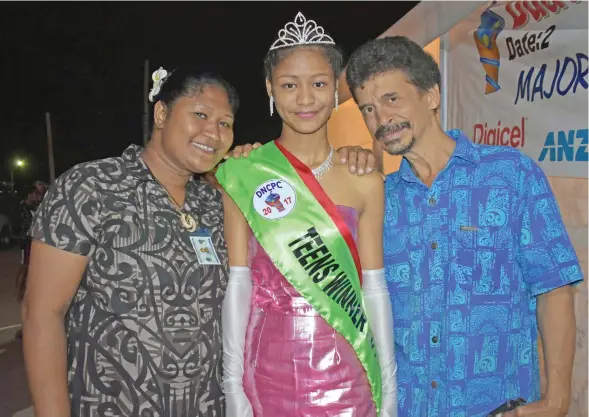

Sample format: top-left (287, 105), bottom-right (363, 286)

top-left (446, 0), bottom-right (588, 178)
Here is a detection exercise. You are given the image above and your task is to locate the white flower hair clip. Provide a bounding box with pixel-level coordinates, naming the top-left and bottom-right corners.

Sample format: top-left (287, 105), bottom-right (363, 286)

top-left (149, 67), bottom-right (169, 103)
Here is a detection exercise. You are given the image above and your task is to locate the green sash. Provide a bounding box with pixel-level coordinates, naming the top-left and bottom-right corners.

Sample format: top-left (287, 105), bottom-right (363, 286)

top-left (216, 141), bottom-right (381, 413)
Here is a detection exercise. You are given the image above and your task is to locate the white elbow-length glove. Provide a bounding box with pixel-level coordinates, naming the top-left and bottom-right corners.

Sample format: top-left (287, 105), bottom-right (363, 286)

top-left (363, 269), bottom-right (398, 417)
top-left (222, 266), bottom-right (254, 417)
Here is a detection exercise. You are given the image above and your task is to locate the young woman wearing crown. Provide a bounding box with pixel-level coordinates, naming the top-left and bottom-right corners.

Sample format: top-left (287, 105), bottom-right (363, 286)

top-left (217, 12), bottom-right (398, 417)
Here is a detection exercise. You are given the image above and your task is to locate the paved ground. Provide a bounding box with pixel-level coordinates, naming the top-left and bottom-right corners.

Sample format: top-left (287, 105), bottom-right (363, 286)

top-left (0, 340), bottom-right (32, 417)
top-left (0, 249), bottom-right (22, 345)
top-left (0, 248), bottom-right (33, 417)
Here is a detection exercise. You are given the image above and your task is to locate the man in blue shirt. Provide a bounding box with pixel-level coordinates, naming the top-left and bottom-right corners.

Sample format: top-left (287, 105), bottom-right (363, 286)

top-left (341, 36), bottom-right (583, 417)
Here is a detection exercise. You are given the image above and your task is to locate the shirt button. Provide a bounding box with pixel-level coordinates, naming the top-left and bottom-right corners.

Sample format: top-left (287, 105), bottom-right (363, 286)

top-left (432, 336), bottom-right (438, 343)
top-left (431, 242), bottom-right (438, 250)
top-left (429, 197), bottom-right (436, 205)
top-left (431, 381), bottom-right (438, 389)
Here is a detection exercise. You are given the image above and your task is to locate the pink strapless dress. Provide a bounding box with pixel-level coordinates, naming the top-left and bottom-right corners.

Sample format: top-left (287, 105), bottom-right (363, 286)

top-left (243, 205), bottom-right (376, 417)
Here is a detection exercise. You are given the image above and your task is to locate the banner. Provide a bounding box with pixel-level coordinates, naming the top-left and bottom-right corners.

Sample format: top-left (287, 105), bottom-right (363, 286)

top-left (446, 0), bottom-right (588, 178)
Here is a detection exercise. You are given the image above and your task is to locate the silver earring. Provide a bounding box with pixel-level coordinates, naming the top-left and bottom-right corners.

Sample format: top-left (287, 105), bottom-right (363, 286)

top-left (335, 81), bottom-right (339, 111)
top-left (269, 96), bottom-right (274, 116)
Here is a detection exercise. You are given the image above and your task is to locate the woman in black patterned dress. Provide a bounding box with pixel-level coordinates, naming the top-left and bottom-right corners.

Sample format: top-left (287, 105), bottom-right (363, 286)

top-left (22, 68), bottom-right (238, 417)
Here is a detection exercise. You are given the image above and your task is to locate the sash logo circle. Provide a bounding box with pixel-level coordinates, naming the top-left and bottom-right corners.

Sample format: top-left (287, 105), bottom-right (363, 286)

top-left (253, 179), bottom-right (297, 220)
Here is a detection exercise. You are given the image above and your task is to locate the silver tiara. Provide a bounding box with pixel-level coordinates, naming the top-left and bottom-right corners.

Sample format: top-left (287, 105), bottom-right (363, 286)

top-left (269, 12), bottom-right (335, 51)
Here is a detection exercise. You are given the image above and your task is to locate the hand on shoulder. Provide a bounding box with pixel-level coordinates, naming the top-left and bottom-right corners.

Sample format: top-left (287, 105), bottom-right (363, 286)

top-left (223, 142), bottom-right (263, 160)
top-left (332, 159), bottom-right (384, 189)
top-left (334, 146), bottom-right (379, 176)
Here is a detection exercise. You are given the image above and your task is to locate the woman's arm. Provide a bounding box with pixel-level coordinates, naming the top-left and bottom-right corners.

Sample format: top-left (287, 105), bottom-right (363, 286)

top-left (22, 241), bottom-right (87, 417)
top-left (357, 172), bottom-right (385, 270)
top-left (357, 174), bottom-right (398, 417)
top-left (223, 191), bottom-right (250, 267)
top-left (22, 168), bottom-right (101, 417)
top-left (222, 192), bottom-right (254, 417)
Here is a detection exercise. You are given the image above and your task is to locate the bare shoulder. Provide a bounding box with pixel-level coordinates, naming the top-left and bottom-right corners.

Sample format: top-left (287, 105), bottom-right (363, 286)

top-left (357, 171), bottom-right (385, 200)
top-left (331, 160), bottom-right (384, 194)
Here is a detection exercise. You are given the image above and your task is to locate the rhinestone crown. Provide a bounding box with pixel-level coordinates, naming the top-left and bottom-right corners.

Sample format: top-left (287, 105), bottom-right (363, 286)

top-left (269, 12), bottom-right (335, 51)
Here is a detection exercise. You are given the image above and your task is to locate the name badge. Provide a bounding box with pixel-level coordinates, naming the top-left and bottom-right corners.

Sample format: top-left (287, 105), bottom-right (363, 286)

top-left (189, 228), bottom-right (221, 266)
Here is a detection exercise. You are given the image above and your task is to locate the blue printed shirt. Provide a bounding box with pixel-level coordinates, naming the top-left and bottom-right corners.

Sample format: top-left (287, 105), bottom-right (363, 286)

top-left (383, 130), bottom-right (583, 417)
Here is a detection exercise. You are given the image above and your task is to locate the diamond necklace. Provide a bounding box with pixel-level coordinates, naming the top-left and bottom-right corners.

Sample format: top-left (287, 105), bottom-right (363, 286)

top-left (312, 146), bottom-right (334, 180)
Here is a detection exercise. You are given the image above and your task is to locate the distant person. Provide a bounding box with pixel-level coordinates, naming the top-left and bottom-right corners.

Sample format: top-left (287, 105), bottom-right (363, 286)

top-left (33, 180), bottom-right (48, 197)
top-left (22, 68), bottom-right (240, 417)
top-left (15, 185), bottom-right (44, 302)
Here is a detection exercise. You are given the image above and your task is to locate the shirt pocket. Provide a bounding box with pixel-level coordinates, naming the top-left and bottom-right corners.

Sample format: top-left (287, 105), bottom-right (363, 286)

top-left (454, 225), bottom-right (514, 303)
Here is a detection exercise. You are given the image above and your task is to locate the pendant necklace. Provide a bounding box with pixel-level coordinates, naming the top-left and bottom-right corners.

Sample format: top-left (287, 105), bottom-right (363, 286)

top-left (153, 177), bottom-right (198, 233)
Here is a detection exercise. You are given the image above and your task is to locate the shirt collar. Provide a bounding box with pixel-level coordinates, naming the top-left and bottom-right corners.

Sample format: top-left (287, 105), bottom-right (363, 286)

top-left (447, 128), bottom-right (480, 166)
top-left (121, 143), bottom-right (201, 188)
top-left (122, 144), bottom-right (152, 181)
top-left (397, 129), bottom-right (479, 183)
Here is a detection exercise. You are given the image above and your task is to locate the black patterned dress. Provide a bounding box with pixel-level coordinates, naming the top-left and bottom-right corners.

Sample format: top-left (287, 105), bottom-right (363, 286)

top-left (30, 145), bottom-right (228, 417)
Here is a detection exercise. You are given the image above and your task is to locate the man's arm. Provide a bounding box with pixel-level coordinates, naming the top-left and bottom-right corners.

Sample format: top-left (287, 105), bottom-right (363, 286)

top-left (537, 286), bottom-right (576, 409)
top-left (505, 158), bottom-right (582, 417)
top-left (505, 285), bottom-right (577, 417)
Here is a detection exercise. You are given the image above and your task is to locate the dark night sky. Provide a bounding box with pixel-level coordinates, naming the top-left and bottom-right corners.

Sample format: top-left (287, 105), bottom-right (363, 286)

top-left (0, 1), bottom-right (417, 184)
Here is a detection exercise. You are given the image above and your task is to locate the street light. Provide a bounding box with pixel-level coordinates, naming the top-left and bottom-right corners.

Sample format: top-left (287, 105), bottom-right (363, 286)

top-left (11, 158), bottom-right (25, 192)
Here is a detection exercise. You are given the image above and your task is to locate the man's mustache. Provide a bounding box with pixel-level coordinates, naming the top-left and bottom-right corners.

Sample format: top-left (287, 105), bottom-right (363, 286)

top-left (375, 121), bottom-right (411, 140)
